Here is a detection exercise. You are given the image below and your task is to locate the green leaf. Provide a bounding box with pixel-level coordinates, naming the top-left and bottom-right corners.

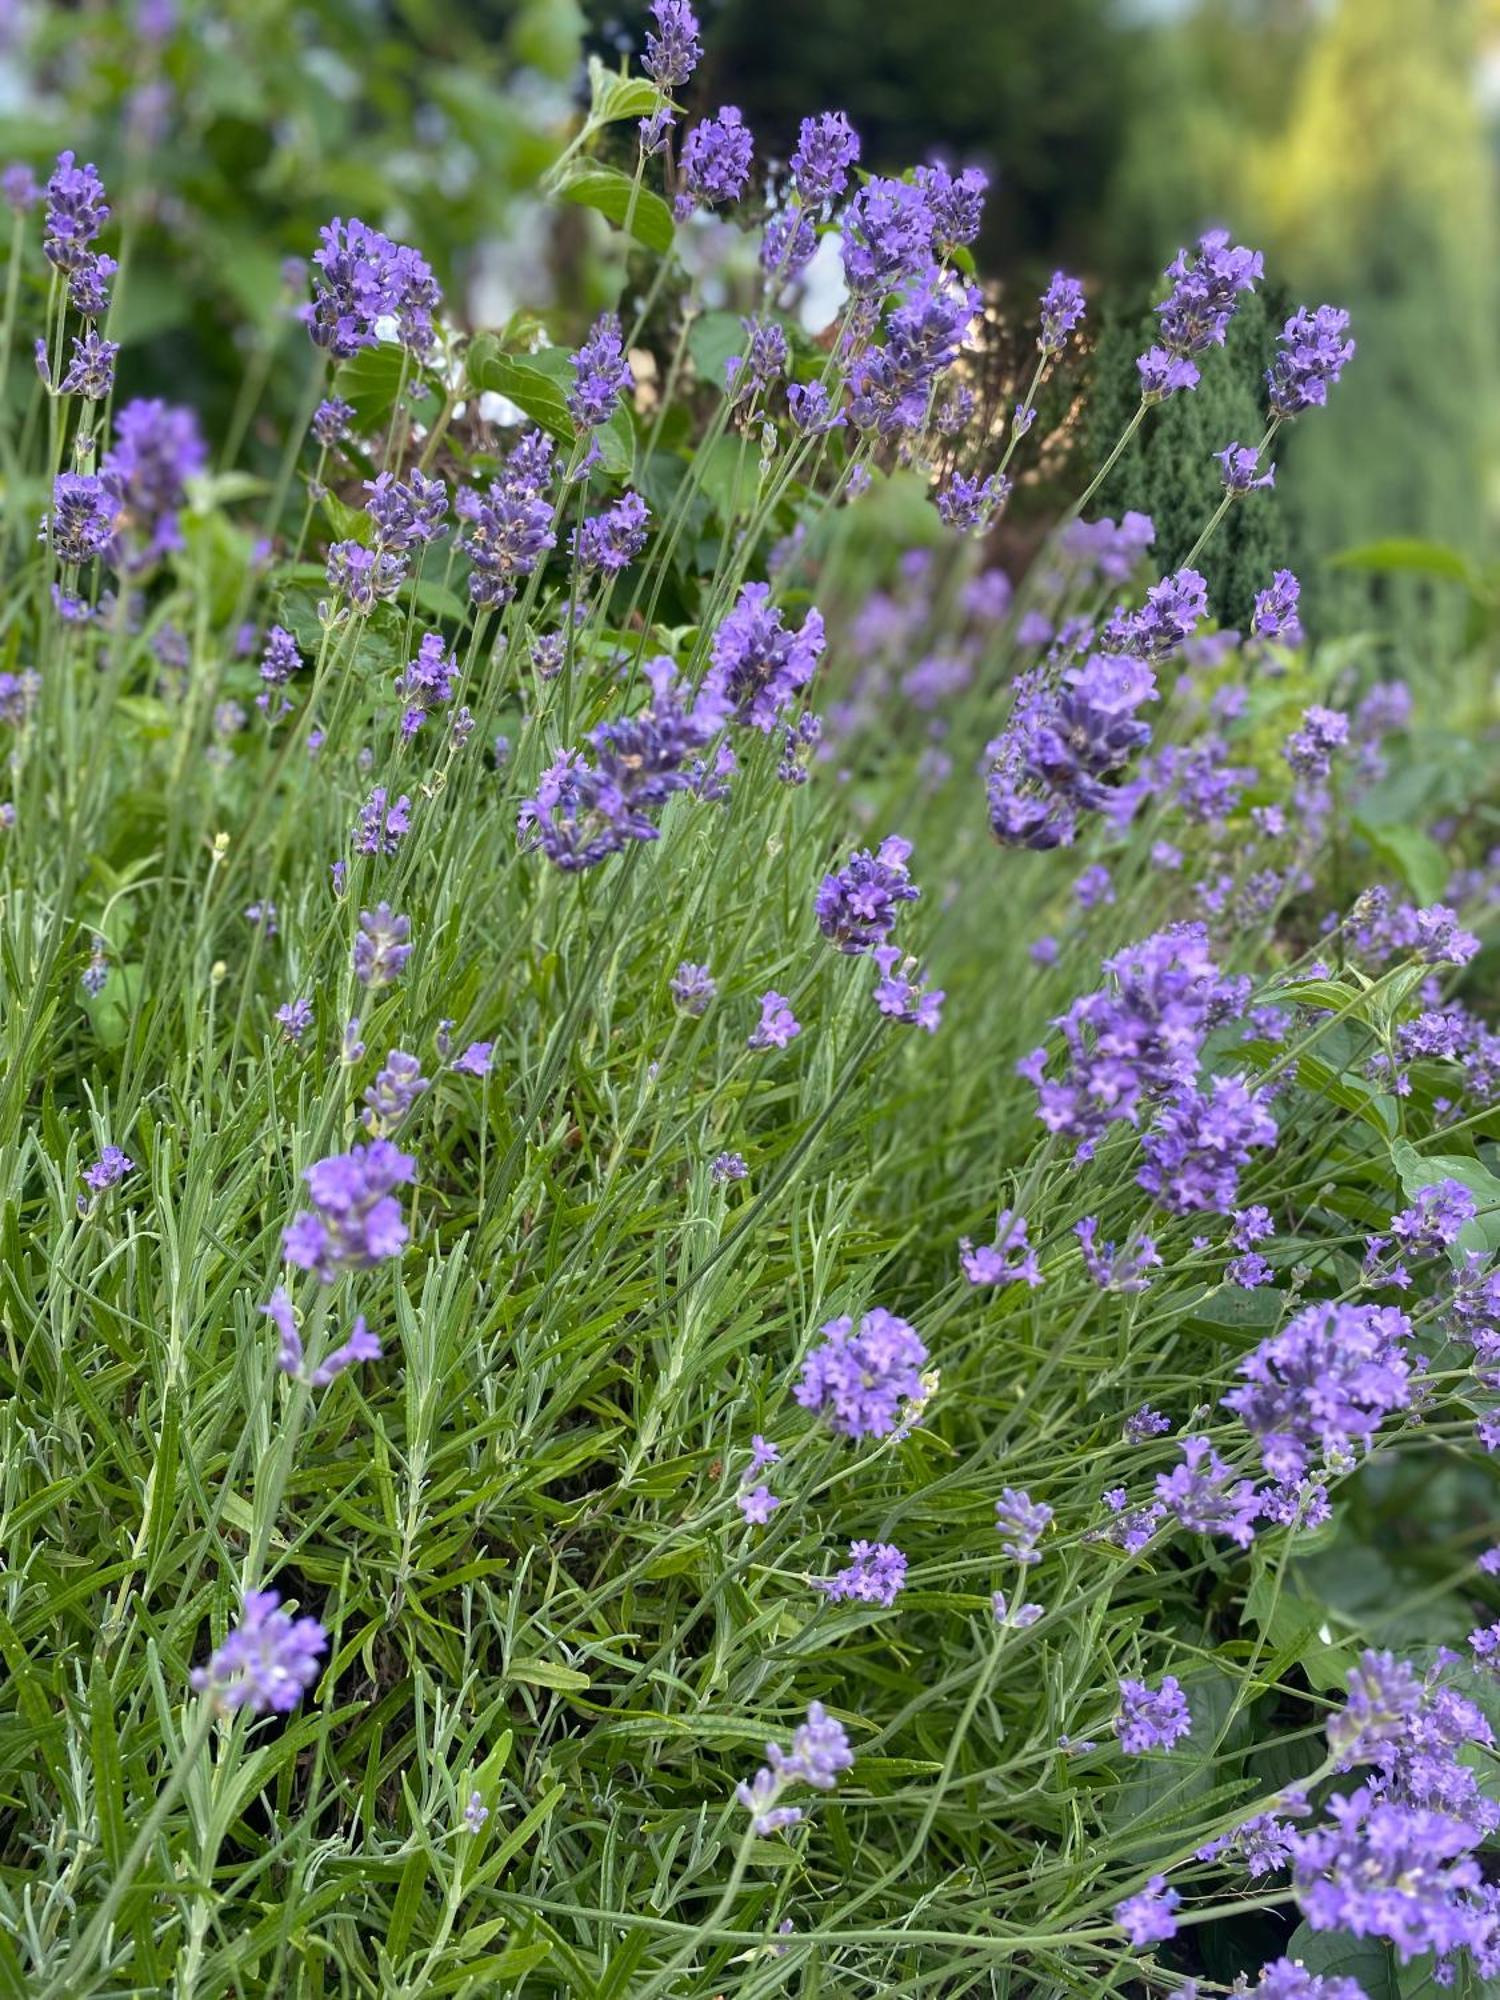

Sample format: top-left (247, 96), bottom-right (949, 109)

top-left (553, 160), bottom-right (675, 254)
top-left (1355, 818), bottom-right (1450, 905)
top-left (1284, 1924), bottom-right (1400, 1999)
top-left (508, 1658), bottom-right (591, 1691)
top-left (332, 343), bottom-right (414, 431)
top-left (1327, 537), bottom-right (1481, 589)
top-left (585, 55), bottom-right (665, 127)
top-left (466, 341), bottom-right (573, 442)
top-left (688, 310), bottom-right (751, 390)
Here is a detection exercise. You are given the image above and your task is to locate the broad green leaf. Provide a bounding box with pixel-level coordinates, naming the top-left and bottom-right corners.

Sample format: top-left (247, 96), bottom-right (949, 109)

top-left (1284, 1924), bottom-right (1400, 1999)
top-left (466, 341), bottom-right (573, 441)
top-left (585, 55), bottom-right (665, 127)
top-left (1355, 818), bottom-right (1450, 905)
top-left (554, 160), bottom-right (675, 255)
top-left (1327, 537), bottom-right (1480, 588)
top-left (332, 342), bottom-right (414, 430)
top-left (688, 309), bottom-right (751, 390)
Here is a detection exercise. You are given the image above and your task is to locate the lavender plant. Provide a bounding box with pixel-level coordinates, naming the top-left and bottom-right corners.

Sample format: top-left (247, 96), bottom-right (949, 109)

top-left (0, 12), bottom-right (1497, 1999)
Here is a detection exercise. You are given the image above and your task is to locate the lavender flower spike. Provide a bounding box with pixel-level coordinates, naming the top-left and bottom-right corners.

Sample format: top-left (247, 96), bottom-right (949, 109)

top-left (190, 1590), bottom-right (327, 1714)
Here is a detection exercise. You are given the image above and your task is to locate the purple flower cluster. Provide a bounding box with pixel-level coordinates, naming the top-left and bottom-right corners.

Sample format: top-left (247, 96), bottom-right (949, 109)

top-left (191, 1590), bottom-right (327, 1715)
top-left (1114, 1874), bottom-right (1180, 1946)
top-left (795, 1308), bottom-right (928, 1441)
top-left (960, 1211), bottom-right (1041, 1288)
top-left (362, 1049), bottom-right (429, 1133)
top-left (790, 111), bottom-right (861, 208)
top-left (1284, 705), bottom-right (1349, 780)
top-left (568, 314), bottom-right (632, 432)
top-left (871, 948), bottom-right (944, 1031)
top-left (814, 1540), bottom-right (908, 1608)
top-left (518, 660), bottom-right (723, 871)
top-left (1137, 229), bottom-right (1263, 399)
top-left (1267, 305), bottom-right (1355, 419)
top-left (1155, 1435), bottom-right (1260, 1546)
top-left (394, 632), bottom-right (459, 736)
top-left (101, 398), bottom-right (208, 568)
top-left (706, 583), bottom-right (824, 733)
top-left (573, 490), bottom-right (649, 575)
top-left (1106, 568), bottom-right (1208, 661)
top-left (735, 1701), bottom-right (854, 1835)
top-left (365, 470), bottom-right (449, 551)
top-left (816, 835), bottom-right (920, 953)
top-left (353, 903), bottom-right (412, 987)
top-left (1252, 568), bottom-right (1303, 644)
top-left (1137, 1073), bottom-right (1277, 1215)
top-left (670, 961), bottom-right (716, 1015)
top-left (283, 1140), bottom-right (415, 1281)
top-left (676, 107), bottom-right (753, 220)
top-left (987, 653), bottom-right (1158, 850)
top-left (641, 0), bottom-right (701, 89)
top-left (1038, 271), bottom-right (1086, 356)
top-left (1077, 1218), bottom-right (1161, 1293)
top-left (748, 989), bottom-right (801, 1049)
top-left (1115, 1675), bottom-right (1191, 1754)
top-left (308, 217), bottom-right (441, 359)
top-left (994, 1487), bottom-right (1052, 1566)
top-left (1021, 924), bottom-right (1249, 1155)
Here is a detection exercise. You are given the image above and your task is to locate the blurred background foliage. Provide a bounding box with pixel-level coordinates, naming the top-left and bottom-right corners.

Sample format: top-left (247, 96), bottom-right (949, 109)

top-left (1, 0), bottom-right (1495, 665)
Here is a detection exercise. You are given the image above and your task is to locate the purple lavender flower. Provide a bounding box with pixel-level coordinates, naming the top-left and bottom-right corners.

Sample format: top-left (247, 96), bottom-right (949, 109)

top-left (395, 632), bottom-right (458, 734)
top-left (263, 1286), bottom-right (303, 1373)
top-left (59, 330), bottom-right (118, 399)
top-left (567, 314), bottom-right (632, 431)
top-left (738, 1483), bottom-right (779, 1524)
top-left (309, 217), bottom-right (441, 359)
top-left (1284, 705), bottom-right (1349, 780)
top-left (795, 1308), bottom-right (927, 1441)
top-left (312, 397), bottom-right (354, 449)
top-left (101, 399), bottom-right (207, 567)
top-left (748, 989), bottom-right (800, 1050)
top-left (48, 473), bottom-right (117, 566)
top-left (676, 107), bottom-right (753, 220)
top-left (735, 1701), bottom-right (853, 1835)
top-left (1059, 511), bottom-right (1156, 586)
top-left (1156, 1435), bottom-right (1260, 1546)
top-left (816, 835), bottom-right (919, 953)
top-left (362, 1050), bottom-right (429, 1133)
top-left (282, 1139), bottom-right (415, 1281)
top-left (994, 1488), bottom-right (1052, 1566)
top-left (258, 625), bottom-right (303, 716)
top-left (840, 175), bottom-right (935, 295)
top-left (1115, 1875), bottom-right (1180, 1946)
top-left (352, 903), bottom-right (412, 989)
top-left (790, 111), bottom-right (860, 207)
top-left (786, 381), bottom-right (845, 434)
top-left (326, 539), bottom-right (407, 611)
top-left (1216, 441), bottom-right (1275, 493)
top-left (814, 1540), bottom-right (908, 1608)
top-left (960, 1211), bottom-right (1041, 1288)
top-left (1108, 568), bottom-right (1209, 661)
top-left (1116, 1676), bottom-right (1192, 1754)
top-left (2, 163), bottom-right (38, 212)
top-left (1125, 1404), bottom-right (1172, 1441)
top-left (871, 947), bottom-right (944, 1031)
top-left (987, 652), bottom-right (1159, 850)
top-left (1390, 1178), bottom-right (1477, 1258)
top-left (519, 663), bottom-right (723, 871)
top-left (1136, 229), bottom-right (1263, 400)
top-left (724, 318), bottom-right (789, 402)
top-left (711, 1150), bottom-right (748, 1183)
top-left (1137, 1075), bottom-right (1277, 1215)
top-left (463, 1791), bottom-right (489, 1833)
top-left (573, 490), bottom-right (649, 574)
top-left (82, 1145), bottom-right (134, 1196)
top-left (934, 471), bottom-right (1006, 533)
top-left (846, 268), bottom-right (980, 437)
top-left (1252, 568), bottom-right (1303, 644)
top-left (1025, 924), bottom-right (1249, 1153)
top-left (354, 786), bottom-right (411, 858)
top-left (992, 1592), bottom-right (1044, 1628)
top-left (43, 151), bottom-right (109, 273)
top-left (748, 1434), bottom-right (780, 1473)
top-left (705, 583), bottom-right (825, 733)
top-left (1039, 271), bottom-right (1086, 356)
top-left (913, 162), bottom-right (987, 251)
top-left (1077, 1219), bottom-right (1162, 1293)
top-left (1267, 305), bottom-right (1355, 419)
top-left (641, 0), bottom-right (702, 88)
top-left (275, 997), bottom-right (314, 1042)
top-left (671, 962), bottom-right (716, 1015)
top-left (1244, 1957), bottom-right (1368, 2000)
top-left (364, 470), bottom-right (449, 551)
top-left (66, 250), bottom-right (116, 320)
top-left (190, 1590), bottom-right (327, 1714)
top-left (310, 1316), bottom-right (382, 1388)
top-left (1290, 1786), bottom-right (1486, 1965)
